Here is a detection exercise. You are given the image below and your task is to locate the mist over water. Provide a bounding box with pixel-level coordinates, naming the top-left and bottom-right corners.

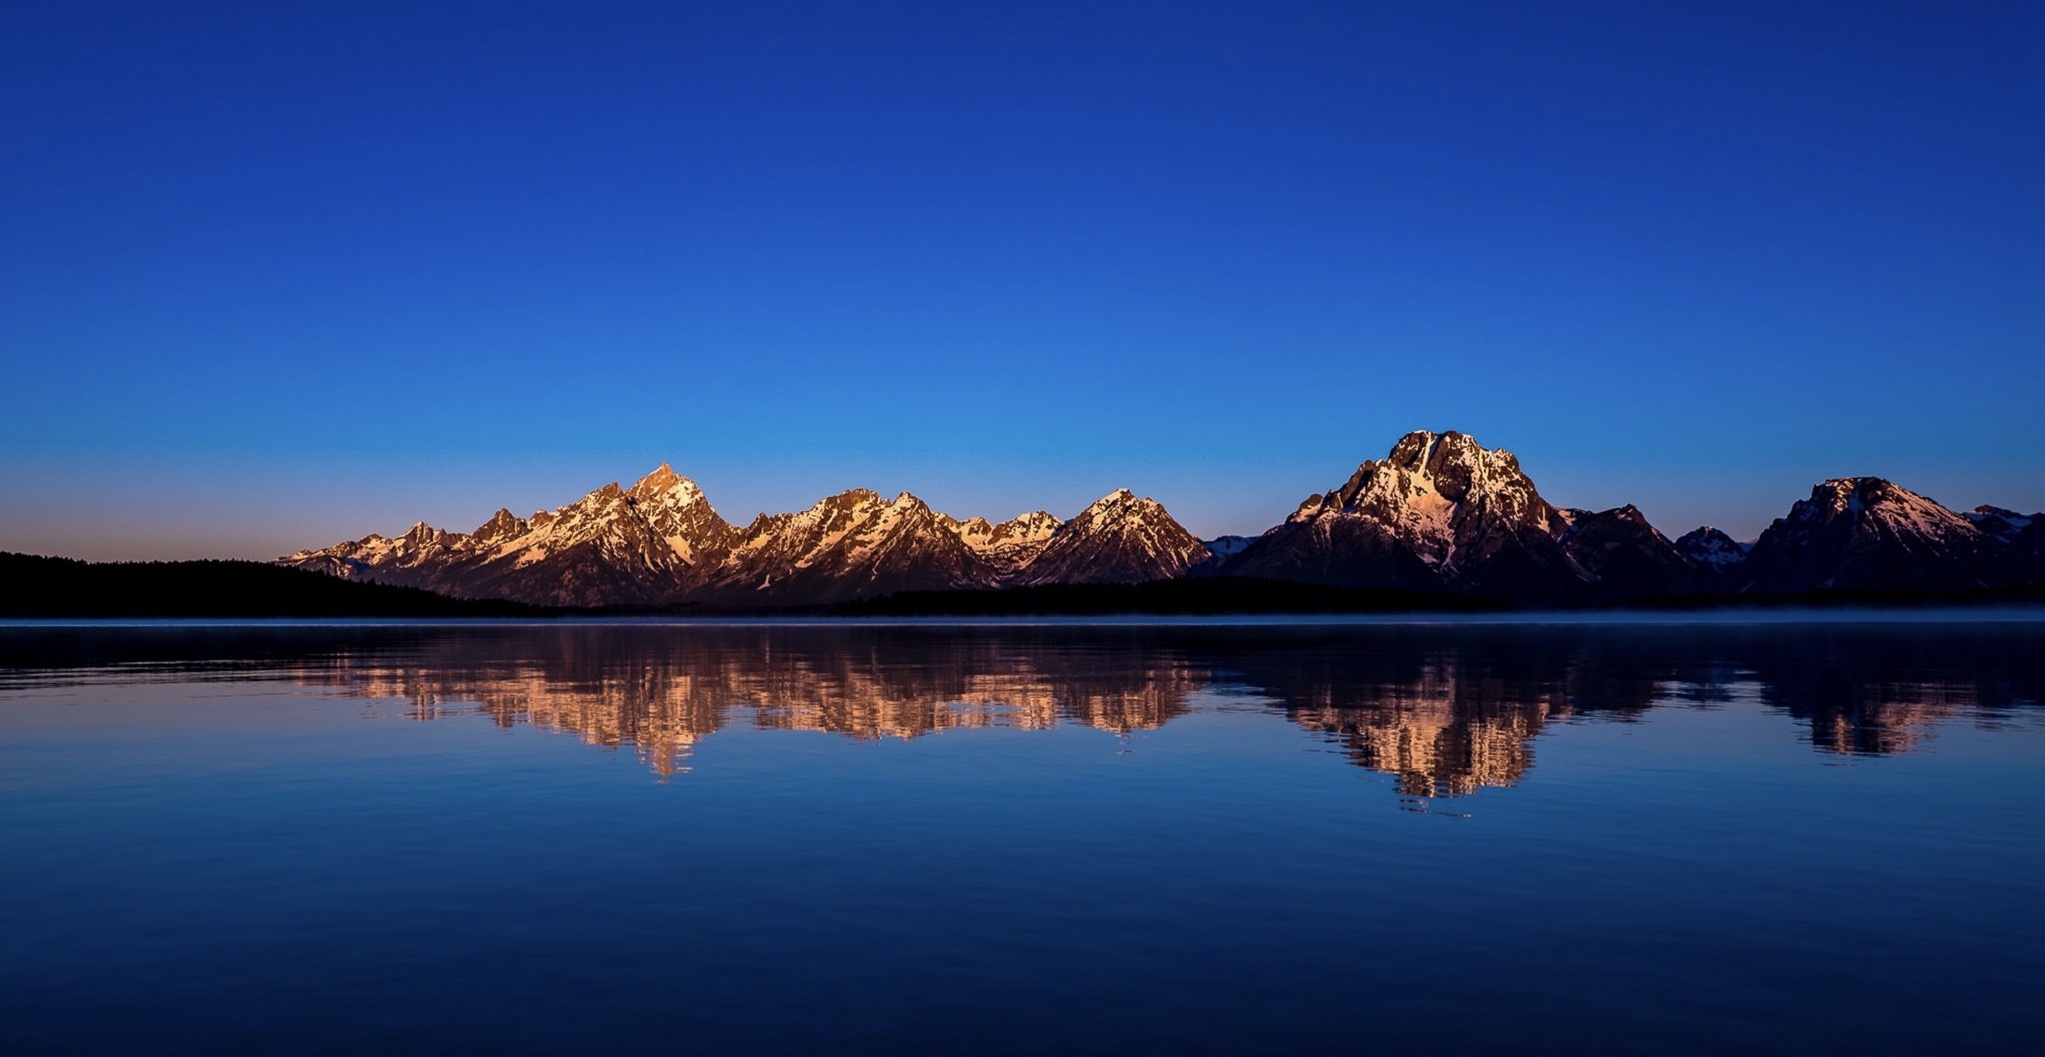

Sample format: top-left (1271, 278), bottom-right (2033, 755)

top-left (3, 619), bottom-right (2041, 1055)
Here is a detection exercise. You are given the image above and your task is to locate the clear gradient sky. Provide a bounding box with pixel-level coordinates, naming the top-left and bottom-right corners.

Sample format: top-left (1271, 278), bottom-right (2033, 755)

top-left (3, 1), bottom-right (2040, 560)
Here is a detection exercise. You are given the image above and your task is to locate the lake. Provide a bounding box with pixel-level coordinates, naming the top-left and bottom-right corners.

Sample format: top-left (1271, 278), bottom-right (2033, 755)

top-left (2, 616), bottom-right (2041, 1055)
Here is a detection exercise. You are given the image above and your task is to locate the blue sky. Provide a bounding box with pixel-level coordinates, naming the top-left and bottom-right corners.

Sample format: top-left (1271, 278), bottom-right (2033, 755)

top-left (3, 1), bottom-right (2039, 559)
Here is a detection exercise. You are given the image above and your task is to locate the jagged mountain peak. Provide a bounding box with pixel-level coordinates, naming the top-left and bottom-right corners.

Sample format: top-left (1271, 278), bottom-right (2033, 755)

top-left (1808, 476), bottom-right (1921, 505)
top-left (783, 488), bottom-right (939, 526)
top-left (1073, 488), bottom-right (1167, 526)
top-left (784, 489), bottom-right (871, 522)
top-left (1385, 428), bottom-right (1494, 463)
top-left (1292, 430), bottom-right (1563, 567)
top-left (957, 510), bottom-right (1060, 553)
top-left (1564, 503), bottom-right (1652, 530)
top-left (1006, 510), bottom-right (1063, 534)
top-left (979, 509), bottom-right (1059, 531)
top-left (472, 508), bottom-right (528, 545)
top-left (572, 481), bottom-right (628, 507)
top-left (278, 462), bottom-right (744, 606)
top-left (1305, 430), bottom-right (1551, 529)
top-left (1375, 430), bottom-right (1530, 501)
top-left (743, 487), bottom-right (949, 547)
top-left (619, 465), bottom-right (732, 563)
top-left (629, 462), bottom-right (709, 504)
top-left (399, 521), bottom-right (446, 547)
top-left (1022, 490), bottom-right (1207, 585)
top-left (693, 486), bottom-right (1002, 603)
top-left (1807, 476), bottom-right (1891, 508)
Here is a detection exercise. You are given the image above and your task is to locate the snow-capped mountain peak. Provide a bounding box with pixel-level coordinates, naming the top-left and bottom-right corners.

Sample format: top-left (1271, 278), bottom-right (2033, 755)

top-left (1222, 430), bottom-right (1710, 599)
top-left (628, 462), bottom-right (708, 505)
top-left (1275, 430), bottom-right (1563, 574)
top-left (618, 464), bottom-right (732, 562)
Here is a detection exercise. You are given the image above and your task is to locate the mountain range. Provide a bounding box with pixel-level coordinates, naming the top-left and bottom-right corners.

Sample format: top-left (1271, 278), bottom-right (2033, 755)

top-left (282, 430), bottom-right (2045, 608)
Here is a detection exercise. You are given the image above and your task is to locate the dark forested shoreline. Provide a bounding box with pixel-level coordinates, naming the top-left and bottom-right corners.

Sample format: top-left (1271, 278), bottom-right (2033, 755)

top-left (7, 551), bottom-right (2044, 620)
top-left (0, 552), bottom-right (541, 618)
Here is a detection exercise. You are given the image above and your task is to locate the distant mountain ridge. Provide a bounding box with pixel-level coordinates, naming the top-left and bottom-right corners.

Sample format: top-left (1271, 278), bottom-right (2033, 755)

top-left (284, 466), bottom-right (1205, 607)
top-left (281, 431), bottom-right (2045, 607)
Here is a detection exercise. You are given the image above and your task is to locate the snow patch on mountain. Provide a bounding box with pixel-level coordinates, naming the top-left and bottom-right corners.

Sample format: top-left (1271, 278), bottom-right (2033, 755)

top-left (1202, 535), bottom-right (1253, 561)
top-left (1966, 506), bottom-right (2037, 543)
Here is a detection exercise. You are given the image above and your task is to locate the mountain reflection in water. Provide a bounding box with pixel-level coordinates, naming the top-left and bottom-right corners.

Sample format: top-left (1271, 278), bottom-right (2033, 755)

top-left (7, 620), bottom-right (2038, 798)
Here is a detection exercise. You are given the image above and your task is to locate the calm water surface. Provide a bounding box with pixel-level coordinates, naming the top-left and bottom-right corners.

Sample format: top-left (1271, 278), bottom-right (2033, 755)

top-left (2, 618), bottom-right (2041, 1055)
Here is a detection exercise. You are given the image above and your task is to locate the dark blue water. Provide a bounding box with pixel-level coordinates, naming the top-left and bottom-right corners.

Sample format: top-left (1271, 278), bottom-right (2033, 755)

top-left (3, 618), bottom-right (2041, 1056)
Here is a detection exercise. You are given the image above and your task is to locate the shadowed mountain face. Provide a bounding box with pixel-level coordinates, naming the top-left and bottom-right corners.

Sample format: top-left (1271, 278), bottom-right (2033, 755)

top-left (1556, 505), bottom-right (1714, 598)
top-left (2006, 517), bottom-right (2045, 583)
top-left (1739, 478), bottom-right (2016, 593)
top-left (1675, 527), bottom-right (1747, 578)
top-left (7, 623), bottom-right (2036, 793)
top-left (281, 431), bottom-right (2044, 607)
